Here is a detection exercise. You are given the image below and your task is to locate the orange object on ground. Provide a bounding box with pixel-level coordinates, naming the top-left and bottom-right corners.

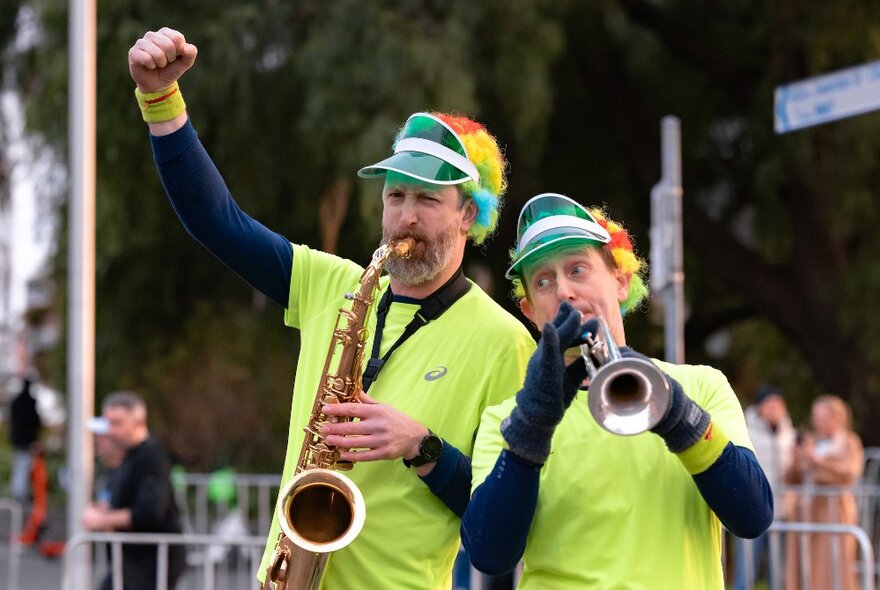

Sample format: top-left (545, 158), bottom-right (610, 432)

top-left (18, 450), bottom-right (48, 545)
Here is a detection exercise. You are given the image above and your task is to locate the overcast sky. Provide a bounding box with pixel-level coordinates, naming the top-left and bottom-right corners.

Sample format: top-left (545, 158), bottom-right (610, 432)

top-left (2, 89), bottom-right (53, 323)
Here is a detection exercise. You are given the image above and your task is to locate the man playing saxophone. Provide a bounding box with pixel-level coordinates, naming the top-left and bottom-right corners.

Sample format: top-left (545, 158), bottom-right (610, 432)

top-left (127, 27), bottom-right (534, 590)
top-left (462, 193), bottom-right (774, 589)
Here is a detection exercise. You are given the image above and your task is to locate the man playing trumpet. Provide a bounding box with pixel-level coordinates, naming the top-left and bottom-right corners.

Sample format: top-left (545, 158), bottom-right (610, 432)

top-left (128, 27), bottom-right (534, 589)
top-left (463, 193), bottom-right (773, 589)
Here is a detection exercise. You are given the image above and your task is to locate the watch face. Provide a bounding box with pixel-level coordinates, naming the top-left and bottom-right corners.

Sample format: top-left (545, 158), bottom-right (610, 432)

top-left (420, 434), bottom-right (443, 462)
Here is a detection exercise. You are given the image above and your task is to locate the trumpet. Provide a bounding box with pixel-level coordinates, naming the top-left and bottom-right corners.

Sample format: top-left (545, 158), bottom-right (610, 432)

top-left (580, 317), bottom-right (671, 435)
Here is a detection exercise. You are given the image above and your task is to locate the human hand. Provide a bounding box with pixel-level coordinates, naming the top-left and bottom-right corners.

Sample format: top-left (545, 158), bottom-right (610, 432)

top-left (320, 392), bottom-right (429, 463)
top-left (128, 27), bottom-right (198, 93)
top-left (501, 302), bottom-right (588, 464)
top-left (81, 503), bottom-right (110, 531)
top-left (614, 346), bottom-right (710, 452)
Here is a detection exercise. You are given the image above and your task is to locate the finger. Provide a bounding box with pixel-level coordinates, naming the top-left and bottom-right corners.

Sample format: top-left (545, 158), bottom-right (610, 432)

top-left (157, 27), bottom-right (187, 50)
top-left (144, 30), bottom-right (178, 66)
top-left (554, 300), bottom-right (577, 325)
top-left (539, 320), bottom-right (560, 353)
top-left (338, 448), bottom-right (389, 463)
top-left (135, 38), bottom-right (169, 69)
top-left (178, 43), bottom-right (198, 68)
top-left (128, 47), bottom-right (158, 70)
top-left (324, 434), bottom-right (381, 450)
top-left (358, 391), bottom-right (379, 404)
top-left (556, 304), bottom-right (585, 346)
top-left (321, 402), bottom-right (374, 418)
top-left (321, 420), bottom-right (372, 437)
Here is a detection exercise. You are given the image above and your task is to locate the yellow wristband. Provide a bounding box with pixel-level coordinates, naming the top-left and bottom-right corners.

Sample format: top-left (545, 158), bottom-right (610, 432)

top-left (134, 82), bottom-right (186, 123)
top-left (676, 421), bottom-right (730, 475)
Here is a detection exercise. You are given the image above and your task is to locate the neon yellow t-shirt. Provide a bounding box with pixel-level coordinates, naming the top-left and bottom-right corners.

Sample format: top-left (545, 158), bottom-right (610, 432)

top-left (472, 360), bottom-right (753, 590)
top-left (258, 244), bottom-right (536, 589)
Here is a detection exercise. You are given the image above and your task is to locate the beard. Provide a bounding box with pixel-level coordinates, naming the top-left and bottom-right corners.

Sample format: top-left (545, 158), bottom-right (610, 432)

top-left (381, 226), bottom-right (457, 286)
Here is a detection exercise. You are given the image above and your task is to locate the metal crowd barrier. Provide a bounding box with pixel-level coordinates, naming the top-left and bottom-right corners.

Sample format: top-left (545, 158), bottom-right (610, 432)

top-left (63, 531), bottom-right (266, 590)
top-left (768, 522), bottom-right (875, 590)
top-left (62, 531), bottom-right (502, 590)
top-left (173, 473), bottom-right (281, 538)
top-left (732, 481), bottom-right (879, 590)
top-left (164, 467), bottom-right (880, 590)
top-left (0, 498), bottom-right (22, 590)
top-left (171, 473), bottom-right (503, 589)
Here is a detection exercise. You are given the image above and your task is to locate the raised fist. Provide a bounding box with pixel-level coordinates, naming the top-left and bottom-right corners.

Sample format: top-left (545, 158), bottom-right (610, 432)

top-left (128, 27), bottom-right (198, 93)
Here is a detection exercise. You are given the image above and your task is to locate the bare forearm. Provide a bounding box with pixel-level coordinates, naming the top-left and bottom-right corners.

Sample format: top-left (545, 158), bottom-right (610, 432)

top-left (104, 508), bottom-right (133, 531)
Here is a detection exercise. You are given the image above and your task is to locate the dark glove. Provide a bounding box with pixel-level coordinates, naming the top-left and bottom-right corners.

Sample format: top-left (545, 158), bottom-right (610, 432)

top-left (617, 347), bottom-right (711, 453)
top-left (501, 302), bottom-right (589, 464)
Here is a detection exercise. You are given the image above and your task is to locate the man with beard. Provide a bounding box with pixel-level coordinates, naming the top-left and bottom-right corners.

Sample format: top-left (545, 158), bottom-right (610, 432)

top-left (127, 28), bottom-right (535, 589)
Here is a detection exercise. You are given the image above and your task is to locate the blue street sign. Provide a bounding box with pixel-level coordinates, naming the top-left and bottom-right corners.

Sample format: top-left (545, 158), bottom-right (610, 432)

top-left (774, 60), bottom-right (880, 134)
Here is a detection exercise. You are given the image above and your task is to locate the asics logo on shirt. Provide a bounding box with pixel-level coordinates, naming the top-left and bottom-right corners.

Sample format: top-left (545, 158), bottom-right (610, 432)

top-left (424, 366), bottom-right (448, 381)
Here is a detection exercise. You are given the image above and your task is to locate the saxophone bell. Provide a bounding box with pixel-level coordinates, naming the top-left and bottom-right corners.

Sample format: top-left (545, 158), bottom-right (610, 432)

top-left (277, 469), bottom-right (366, 554)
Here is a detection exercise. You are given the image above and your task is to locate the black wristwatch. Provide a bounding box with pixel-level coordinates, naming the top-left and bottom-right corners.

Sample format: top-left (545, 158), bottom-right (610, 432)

top-left (403, 430), bottom-right (444, 468)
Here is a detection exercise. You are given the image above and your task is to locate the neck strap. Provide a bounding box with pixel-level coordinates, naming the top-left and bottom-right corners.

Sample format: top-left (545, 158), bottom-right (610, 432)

top-left (362, 268), bottom-right (471, 391)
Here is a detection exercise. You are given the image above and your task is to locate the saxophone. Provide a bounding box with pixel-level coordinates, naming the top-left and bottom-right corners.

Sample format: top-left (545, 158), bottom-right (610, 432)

top-left (262, 238), bottom-right (414, 590)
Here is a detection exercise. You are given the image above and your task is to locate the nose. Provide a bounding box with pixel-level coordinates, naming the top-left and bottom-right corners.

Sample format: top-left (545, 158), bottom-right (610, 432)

top-left (399, 198), bottom-right (419, 225)
top-left (555, 277), bottom-right (577, 301)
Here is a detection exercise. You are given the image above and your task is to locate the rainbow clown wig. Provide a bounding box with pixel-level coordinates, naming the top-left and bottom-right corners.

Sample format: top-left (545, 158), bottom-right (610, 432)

top-left (358, 112), bottom-right (507, 245)
top-left (506, 193), bottom-right (649, 315)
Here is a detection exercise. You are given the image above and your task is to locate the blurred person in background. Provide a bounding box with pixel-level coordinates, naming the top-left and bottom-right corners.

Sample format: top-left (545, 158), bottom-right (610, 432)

top-left (126, 27), bottom-right (534, 590)
top-left (463, 193), bottom-right (772, 589)
top-left (8, 376), bottom-right (41, 503)
top-left (734, 384), bottom-right (796, 589)
top-left (86, 416), bottom-right (125, 505)
top-left (784, 394), bottom-right (864, 590)
top-left (82, 391), bottom-right (187, 590)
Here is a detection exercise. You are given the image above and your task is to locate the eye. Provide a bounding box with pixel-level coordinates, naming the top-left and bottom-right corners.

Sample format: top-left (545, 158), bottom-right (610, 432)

top-left (534, 277), bottom-right (552, 290)
top-left (384, 190), bottom-right (404, 201)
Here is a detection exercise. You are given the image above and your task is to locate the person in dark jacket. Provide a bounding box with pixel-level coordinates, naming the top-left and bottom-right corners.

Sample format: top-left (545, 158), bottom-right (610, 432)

top-left (8, 377), bottom-right (41, 503)
top-left (82, 391), bottom-right (186, 590)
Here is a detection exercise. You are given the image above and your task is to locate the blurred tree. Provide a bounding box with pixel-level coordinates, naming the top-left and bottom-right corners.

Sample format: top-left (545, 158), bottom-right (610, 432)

top-left (1, 0), bottom-right (28, 225)
top-left (564, 0), bottom-right (880, 433)
top-left (8, 0), bottom-right (880, 470)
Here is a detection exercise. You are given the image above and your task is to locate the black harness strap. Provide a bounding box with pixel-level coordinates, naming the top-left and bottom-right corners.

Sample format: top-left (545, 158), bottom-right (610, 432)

top-left (362, 267), bottom-right (471, 392)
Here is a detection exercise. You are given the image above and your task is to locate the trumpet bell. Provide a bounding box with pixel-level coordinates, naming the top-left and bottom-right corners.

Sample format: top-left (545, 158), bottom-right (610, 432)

top-left (587, 356), bottom-right (671, 436)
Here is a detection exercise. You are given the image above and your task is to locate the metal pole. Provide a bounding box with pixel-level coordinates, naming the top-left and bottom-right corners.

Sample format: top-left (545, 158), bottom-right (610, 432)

top-left (68, 0), bottom-right (96, 587)
top-left (649, 116), bottom-right (685, 363)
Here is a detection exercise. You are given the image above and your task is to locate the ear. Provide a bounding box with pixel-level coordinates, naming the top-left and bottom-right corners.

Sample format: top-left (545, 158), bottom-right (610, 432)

top-left (616, 270), bottom-right (632, 304)
top-left (519, 298), bottom-right (539, 328)
top-left (460, 198), bottom-right (478, 231)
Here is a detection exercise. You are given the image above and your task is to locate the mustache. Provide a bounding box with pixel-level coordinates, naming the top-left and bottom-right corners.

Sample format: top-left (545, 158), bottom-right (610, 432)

top-left (383, 229), bottom-right (430, 244)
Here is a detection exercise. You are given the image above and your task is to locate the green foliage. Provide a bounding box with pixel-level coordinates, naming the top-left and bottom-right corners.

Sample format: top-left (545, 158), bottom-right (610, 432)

top-left (9, 0), bottom-right (880, 468)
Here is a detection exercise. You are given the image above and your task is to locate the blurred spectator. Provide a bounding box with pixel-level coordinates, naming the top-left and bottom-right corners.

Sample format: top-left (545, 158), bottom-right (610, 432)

top-left (86, 416), bottom-right (125, 505)
top-left (81, 391), bottom-right (186, 590)
top-left (734, 385), bottom-right (796, 589)
top-left (8, 377), bottom-right (42, 503)
top-left (784, 395), bottom-right (864, 590)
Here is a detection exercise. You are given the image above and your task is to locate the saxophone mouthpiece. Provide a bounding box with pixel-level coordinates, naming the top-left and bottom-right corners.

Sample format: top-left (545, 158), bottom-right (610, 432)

top-left (393, 238), bottom-right (416, 258)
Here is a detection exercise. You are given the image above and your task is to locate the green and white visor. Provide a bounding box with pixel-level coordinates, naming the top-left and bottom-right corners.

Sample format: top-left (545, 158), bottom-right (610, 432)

top-left (506, 193), bottom-right (611, 279)
top-left (357, 113), bottom-right (480, 185)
